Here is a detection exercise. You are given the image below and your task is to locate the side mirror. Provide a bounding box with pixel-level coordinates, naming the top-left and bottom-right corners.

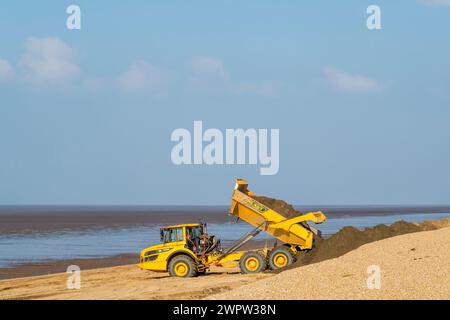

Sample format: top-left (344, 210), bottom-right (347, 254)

top-left (160, 229), bottom-right (164, 242)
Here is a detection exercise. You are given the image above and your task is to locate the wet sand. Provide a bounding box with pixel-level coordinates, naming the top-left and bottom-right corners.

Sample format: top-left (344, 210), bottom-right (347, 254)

top-left (0, 206), bottom-right (230, 236)
top-left (2, 205), bottom-right (449, 236)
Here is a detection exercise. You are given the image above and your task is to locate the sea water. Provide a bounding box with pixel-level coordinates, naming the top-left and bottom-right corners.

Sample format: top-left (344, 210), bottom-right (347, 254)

top-left (0, 211), bottom-right (449, 268)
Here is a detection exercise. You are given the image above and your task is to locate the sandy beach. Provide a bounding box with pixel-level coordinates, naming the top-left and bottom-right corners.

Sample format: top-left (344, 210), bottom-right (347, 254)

top-left (1, 223), bottom-right (448, 300)
top-left (0, 265), bottom-right (269, 300)
top-left (210, 226), bottom-right (450, 300)
top-left (0, 254), bottom-right (138, 281)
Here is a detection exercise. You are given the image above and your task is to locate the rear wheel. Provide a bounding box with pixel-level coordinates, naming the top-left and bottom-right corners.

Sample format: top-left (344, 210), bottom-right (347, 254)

top-left (168, 255), bottom-right (197, 277)
top-left (268, 246), bottom-right (295, 270)
top-left (239, 251), bottom-right (266, 274)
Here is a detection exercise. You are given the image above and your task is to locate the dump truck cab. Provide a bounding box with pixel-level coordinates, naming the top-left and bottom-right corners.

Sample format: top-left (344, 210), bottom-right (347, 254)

top-left (138, 223), bottom-right (224, 277)
top-left (138, 223), bottom-right (203, 275)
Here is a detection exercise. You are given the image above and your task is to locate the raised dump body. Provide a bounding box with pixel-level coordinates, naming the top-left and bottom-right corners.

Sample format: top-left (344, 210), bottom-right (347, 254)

top-left (229, 179), bottom-right (326, 250)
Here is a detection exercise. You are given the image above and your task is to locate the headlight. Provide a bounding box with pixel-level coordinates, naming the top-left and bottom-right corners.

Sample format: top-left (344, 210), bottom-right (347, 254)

top-left (144, 248), bottom-right (171, 256)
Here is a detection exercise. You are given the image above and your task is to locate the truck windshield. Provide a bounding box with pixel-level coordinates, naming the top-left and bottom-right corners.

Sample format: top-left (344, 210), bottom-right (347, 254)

top-left (161, 227), bottom-right (183, 243)
top-left (186, 226), bottom-right (202, 239)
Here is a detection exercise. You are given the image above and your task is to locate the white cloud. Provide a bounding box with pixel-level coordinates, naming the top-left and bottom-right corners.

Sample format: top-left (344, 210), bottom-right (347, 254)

top-left (20, 37), bottom-right (80, 82)
top-left (188, 56), bottom-right (277, 96)
top-left (190, 56), bottom-right (228, 80)
top-left (0, 58), bottom-right (15, 82)
top-left (420, 0), bottom-right (450, 7)
top-left (323, 67), bottom-right (380, 93)
top-left (187, 56), bottom-right (228, 94)
top-left (118, 61), bottom-right (171, 95)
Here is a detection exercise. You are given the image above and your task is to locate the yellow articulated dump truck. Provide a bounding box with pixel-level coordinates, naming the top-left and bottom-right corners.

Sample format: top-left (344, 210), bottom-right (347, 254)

top-left (138, 179), bottom-right (326, 277)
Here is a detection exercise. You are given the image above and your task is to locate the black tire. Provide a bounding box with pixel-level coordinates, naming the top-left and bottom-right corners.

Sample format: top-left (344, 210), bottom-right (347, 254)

top-left (168, 255), bottom-right (197, 277)
top-left (268, 246), bottom-right (295, 270)
top-left (239, 251), bottom-right (266, 274)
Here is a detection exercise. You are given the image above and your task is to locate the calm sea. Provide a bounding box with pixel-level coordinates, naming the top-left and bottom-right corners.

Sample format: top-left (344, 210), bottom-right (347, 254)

top-left (0, 205), bottom-right (449, 267)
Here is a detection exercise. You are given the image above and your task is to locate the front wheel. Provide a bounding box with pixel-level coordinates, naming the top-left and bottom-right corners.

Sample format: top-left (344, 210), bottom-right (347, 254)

top-left (268, 246), bottom-right (295, 270)
top-left (168, 255), bottom-right (197, 277)
top-left (239, 251), bottom-right (266, 274)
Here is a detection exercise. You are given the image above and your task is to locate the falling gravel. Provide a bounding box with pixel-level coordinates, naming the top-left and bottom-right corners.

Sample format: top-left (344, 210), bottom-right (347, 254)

top-left (253, 195), bottom-right (447, 271)
top-left (253, 196), bottom-right (301, 218)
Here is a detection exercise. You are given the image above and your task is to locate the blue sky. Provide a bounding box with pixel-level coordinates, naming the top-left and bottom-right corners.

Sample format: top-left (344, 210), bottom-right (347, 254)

top-left (1, 1), bottom-right (450, 205)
